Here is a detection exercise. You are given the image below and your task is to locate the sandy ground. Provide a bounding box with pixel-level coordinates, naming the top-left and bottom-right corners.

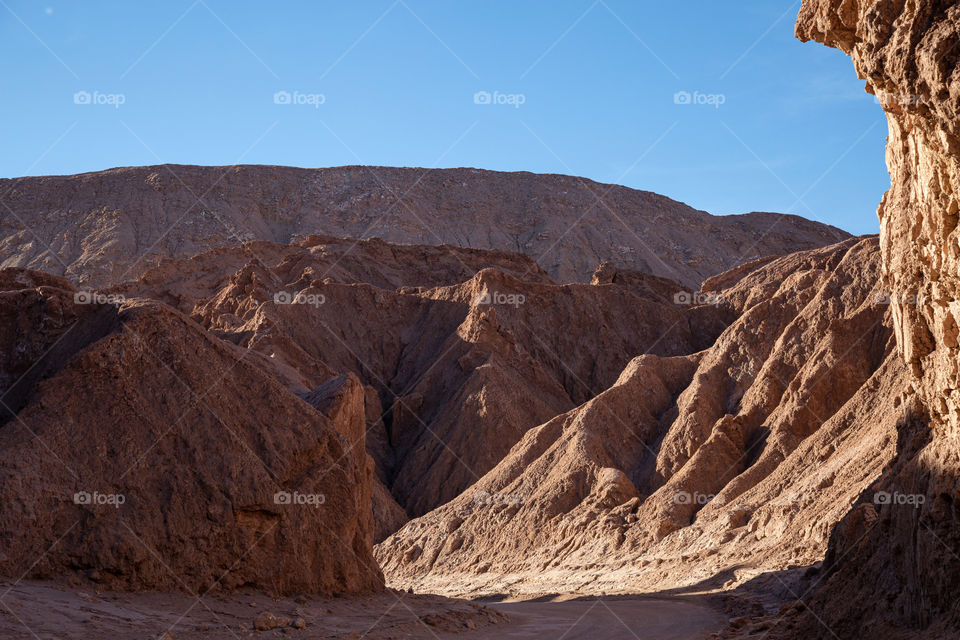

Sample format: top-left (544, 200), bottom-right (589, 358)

top-left (0, 581), bottom-right (726, 639)
top-left (472, 596), bottom-right (725, 640)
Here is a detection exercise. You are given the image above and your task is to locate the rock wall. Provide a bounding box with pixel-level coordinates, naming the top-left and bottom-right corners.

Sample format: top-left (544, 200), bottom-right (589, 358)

top-left (794, 1), bottom-right (960, 636)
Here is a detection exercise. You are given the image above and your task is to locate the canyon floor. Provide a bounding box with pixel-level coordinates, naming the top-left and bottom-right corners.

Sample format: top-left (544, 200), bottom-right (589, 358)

top-left (0, 582), bottom-right (731, 639)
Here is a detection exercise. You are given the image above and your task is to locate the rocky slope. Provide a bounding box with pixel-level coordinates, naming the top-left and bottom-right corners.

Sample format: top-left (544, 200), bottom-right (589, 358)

top-left (0, 164), bottom-right (850, 289)
top-left (0, 269), bottom-right (381, 595)
top-left (108, 234), bottom-right (557, 317)
top-left (376, 237), bottom-right (903, 598)
top-left (783, 1), bottom-right (960, 638)
top-left (132, 236), bottom-right (726, 519)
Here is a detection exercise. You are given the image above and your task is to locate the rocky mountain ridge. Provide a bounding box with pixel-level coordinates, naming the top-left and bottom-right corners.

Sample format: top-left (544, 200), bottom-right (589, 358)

top-left (0, 164), bottom-right (850, 289)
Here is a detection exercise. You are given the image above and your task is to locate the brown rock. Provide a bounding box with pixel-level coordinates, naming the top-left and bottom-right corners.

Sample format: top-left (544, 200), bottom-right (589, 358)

top-left (0, 165), bottom-right (849, 289)
top-left (185, 246), bottom-right (724, 518)
top-left (795, 0), bottom-right (960, 637)
top-left (376, 238), bottom-right (902, 598)
top-left (253, 612), bottom-right (291, 631)
top-left (0, 271), bottom-right (381, 595)
top-left (1, 160), bottom-right (925, 634)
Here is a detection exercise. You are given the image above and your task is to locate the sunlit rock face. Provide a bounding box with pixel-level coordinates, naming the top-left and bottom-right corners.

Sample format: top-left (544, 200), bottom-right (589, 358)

top-left (799, 0), bottom-right (960, 426)
top-left (794, 1), bottom-right (960, 636)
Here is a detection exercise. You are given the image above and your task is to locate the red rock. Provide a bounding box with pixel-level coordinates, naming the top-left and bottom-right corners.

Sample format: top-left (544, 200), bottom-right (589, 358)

top-left (376, 238), bottom-right (904, 599)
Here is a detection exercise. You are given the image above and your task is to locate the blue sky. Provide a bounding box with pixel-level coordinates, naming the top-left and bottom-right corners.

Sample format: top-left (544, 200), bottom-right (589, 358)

top-left (1, 1), bottom-right (887, 234)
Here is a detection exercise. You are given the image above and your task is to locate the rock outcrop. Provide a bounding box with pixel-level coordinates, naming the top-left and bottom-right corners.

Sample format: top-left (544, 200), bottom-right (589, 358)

top-left (0, 165), bottom-right (850, 289)
top-left (0, 270), bottom-right (381, 595)
top-left (765, 1), bottom-right (960, 637)
top-left (109, 234), bottom-right (556, 317)
top-left (185, 240), bottom-right (725, 518)
top-left (3, 155), bottom-right (928, 634)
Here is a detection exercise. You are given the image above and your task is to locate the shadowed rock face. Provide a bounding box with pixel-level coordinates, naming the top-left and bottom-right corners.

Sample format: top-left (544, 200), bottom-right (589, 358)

top-left (0, 164), bottom-right (850, 289)
top-left (0, 271), bottom-right (382, 596)
top-left (784, 1), bottom-right (960, 637)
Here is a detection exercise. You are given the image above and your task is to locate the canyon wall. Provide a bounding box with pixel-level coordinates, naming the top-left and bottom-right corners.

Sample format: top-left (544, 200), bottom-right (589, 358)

top-left (794, 1), bottom-right (960, 636)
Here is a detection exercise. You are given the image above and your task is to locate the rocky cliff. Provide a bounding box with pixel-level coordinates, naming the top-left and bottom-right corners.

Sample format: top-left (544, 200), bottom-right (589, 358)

top-left (774, 1), bottom-right (960, 637)
top-left (0, 224), bottom-right (870, 603)
top-left (3, 155), bottom-right (925, 633)
top-left (0, 269), bottom-right (382, 595)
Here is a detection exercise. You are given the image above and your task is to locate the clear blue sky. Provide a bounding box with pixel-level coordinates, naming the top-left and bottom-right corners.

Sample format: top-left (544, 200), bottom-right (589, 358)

top-left (1, 0), bottom-right (887, 234)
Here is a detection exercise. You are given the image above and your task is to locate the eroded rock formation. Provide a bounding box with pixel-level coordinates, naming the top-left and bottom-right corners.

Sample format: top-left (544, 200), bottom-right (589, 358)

top-left (0, 154), bottom-right (932, 635)
top-left (376, 238), bottom-right (902, 598)
top-left (146, 237), bottom-right (724, 518)
top-left (0, 270), bottom-right (381, 595)
top-left (766, 1), bottom-right (960, 636)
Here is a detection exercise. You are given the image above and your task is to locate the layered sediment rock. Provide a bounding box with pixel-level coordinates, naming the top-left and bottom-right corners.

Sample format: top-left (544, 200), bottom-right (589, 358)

top-left (188, 243), bottom-right (723, 517)
top-left (377, 238), bottom-right (901, 598)
top-left (1, 153), bottom-right (927, 630)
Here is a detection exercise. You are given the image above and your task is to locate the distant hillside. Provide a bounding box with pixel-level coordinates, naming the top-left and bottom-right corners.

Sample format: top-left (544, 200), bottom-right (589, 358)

top-left (0, 164), bottom-right (849, 288)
